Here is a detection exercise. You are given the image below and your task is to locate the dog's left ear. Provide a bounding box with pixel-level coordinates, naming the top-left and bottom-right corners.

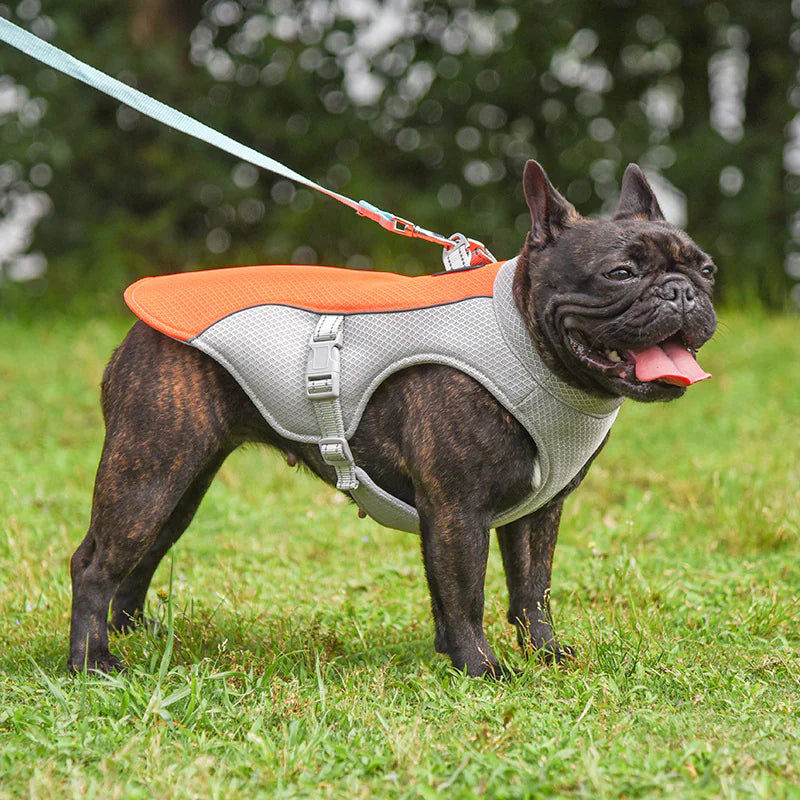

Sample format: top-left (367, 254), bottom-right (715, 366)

top-left (613, 164), bottom-right (665, 222)
top-left (523, 160), bottom-right (579, 248)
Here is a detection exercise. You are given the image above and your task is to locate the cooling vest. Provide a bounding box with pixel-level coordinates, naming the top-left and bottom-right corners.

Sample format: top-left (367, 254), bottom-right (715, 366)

top-left (125, 256), bottom-right (623, 532)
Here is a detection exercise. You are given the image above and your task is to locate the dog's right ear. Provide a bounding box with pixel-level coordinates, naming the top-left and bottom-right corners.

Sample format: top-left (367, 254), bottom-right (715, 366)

top-left (523, 160), bottom-right (579, 248)
top-left (613, 164), bottom-right (665, 221)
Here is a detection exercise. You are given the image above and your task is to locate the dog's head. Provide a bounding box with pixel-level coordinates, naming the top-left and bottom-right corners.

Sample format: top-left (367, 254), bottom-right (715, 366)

top-left (514, 160), bottom-right (717, 402)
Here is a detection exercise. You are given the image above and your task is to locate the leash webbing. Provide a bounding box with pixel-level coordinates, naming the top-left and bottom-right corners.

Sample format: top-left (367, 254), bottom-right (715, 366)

top-left (0, 17), bottom-right (494, 268)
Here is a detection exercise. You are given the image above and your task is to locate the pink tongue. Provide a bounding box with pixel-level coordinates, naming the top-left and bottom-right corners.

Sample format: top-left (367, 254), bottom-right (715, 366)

top-left (631, 340), bottom-right (711, 387)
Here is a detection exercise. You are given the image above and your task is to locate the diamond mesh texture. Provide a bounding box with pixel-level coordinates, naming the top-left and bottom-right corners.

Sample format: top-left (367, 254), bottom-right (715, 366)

top-left (193, 305), bottom-right (321, 441)
top-left (338, 296), bottom-right (528, 437)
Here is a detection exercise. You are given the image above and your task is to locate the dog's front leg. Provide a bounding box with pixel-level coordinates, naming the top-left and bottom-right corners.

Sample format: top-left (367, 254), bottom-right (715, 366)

top-left (496, 501), bottom-right (575, 664)
top-left (414, 498), bottom-right (511, 678)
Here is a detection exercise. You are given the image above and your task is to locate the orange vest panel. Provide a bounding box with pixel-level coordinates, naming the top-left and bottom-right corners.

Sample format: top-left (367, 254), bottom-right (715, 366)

top-left (125, 262), bottom-right (506, 342)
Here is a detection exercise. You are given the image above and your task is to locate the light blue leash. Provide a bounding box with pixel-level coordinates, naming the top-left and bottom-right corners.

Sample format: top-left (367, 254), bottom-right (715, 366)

top-left (0, 17), bottom-right (494, 269)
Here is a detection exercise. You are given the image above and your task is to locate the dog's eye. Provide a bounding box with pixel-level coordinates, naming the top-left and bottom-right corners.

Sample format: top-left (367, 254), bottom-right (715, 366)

top-left (699, 263), bottom-right (716, 279)
top-left (606, 267), bottom-right (635, 281)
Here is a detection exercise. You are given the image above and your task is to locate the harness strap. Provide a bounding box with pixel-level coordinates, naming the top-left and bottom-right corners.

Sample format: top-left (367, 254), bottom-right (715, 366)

top-left (305, 315), bottom-right (359, 491)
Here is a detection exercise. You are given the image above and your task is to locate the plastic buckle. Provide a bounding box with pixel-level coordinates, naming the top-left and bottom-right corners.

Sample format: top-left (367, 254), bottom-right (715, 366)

top-left (306, 335), bottom-right (342, 400)
top-left (318, 436), bottom-right (354, 466)
top-left (442, 233), bottom-right (496, 271)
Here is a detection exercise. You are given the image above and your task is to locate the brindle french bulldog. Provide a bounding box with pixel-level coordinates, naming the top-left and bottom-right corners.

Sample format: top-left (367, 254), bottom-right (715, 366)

top-left (68, 161), bottom-right (716, 677)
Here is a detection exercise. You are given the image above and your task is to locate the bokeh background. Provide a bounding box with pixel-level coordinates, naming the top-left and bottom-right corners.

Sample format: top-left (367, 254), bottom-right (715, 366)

top-left (0, 0), bottom-right (797, 311)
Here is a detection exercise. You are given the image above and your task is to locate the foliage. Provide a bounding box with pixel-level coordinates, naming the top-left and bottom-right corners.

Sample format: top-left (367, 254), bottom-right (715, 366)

top-left (1, 307), bottom-right (799, 797)
top-left (0, 0), bottom-right (797, 310)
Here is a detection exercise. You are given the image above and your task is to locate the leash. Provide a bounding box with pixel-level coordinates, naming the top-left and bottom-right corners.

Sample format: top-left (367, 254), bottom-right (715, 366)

top-left (0, 17), bottom-right (495, 271)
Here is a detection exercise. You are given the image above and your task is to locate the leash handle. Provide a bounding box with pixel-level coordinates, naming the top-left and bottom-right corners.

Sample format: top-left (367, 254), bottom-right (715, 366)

top-left (0, 17), bottom-right (495, 269)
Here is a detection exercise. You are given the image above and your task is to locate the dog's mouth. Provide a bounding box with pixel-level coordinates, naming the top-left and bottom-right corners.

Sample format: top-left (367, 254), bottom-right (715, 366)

top-left (566, 331), bottom-right (711, 390)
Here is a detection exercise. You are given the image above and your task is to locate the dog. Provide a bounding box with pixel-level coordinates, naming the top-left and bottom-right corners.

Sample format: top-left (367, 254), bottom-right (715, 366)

top-left (68, 161), bottom-right (717, 677)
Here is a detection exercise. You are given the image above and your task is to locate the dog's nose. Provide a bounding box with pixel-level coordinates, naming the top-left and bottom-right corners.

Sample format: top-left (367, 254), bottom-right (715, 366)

top-left (657, 279), bottom-right (696, 309)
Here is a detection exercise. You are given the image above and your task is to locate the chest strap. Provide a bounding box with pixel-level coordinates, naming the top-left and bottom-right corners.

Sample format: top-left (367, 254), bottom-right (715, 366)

top-left (306, 315), bottom-right (359, 491)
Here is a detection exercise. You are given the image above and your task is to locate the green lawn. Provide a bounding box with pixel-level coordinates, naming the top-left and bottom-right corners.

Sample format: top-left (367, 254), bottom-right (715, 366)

top-left (0, 310), bottom-right (798, 799)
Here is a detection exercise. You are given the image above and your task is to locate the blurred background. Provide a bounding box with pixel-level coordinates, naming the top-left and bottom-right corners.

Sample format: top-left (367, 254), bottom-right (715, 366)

top-left (0, 0), bottom-right (797, 312)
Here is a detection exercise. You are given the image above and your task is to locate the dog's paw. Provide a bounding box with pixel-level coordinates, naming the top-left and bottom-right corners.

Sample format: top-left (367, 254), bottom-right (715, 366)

top-left (521, 639), bottom-right (577, 666)
top-left (68, 653), bottom-right (125, 675)
top-left (450, 656), bottom-right (519, 681)
top-left (482, 662), bottom-right (520, 681)
top-left (538, 643), bottom-right (576, 666)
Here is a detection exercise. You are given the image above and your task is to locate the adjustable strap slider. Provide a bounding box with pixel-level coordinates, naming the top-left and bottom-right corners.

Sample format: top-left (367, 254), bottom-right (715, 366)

top-left (318, 436), bottom-right (355, 467)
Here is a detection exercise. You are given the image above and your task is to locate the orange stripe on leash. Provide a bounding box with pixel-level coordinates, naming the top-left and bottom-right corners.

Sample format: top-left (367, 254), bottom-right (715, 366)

top-left (124, 261), bottom-right (505, 341)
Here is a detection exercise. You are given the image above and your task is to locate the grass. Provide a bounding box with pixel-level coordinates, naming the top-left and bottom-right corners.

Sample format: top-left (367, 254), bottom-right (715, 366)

top-left (0, 309), bottom-right (799, 799)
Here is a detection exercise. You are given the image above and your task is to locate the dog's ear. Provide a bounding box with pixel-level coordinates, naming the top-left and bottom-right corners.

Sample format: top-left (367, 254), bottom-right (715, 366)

top-left (523, 160), bottom-right (579, 248)
top-left (613, 164), bottom-right (665, 222)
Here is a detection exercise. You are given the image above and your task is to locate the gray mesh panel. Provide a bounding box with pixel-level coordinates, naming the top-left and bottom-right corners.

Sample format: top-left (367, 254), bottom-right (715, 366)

top-left (192, 305), bottom-right (321, 441)
top-left (188, 258), bottom-right (624, 531)
top-left (339, 295), bottom-right (529, 438)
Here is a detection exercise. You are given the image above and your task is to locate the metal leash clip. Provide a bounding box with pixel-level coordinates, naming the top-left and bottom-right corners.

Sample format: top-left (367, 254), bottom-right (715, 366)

top-left (442, 233), bottom-right (496, 271)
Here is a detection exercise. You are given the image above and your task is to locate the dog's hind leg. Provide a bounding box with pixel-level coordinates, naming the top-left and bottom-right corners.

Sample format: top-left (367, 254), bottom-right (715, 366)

top-left (108, 447), bottom-right (232, 633)
top-left (68, 462), bottom-right (206, 673)
top-left (68, 323), bottom-right (250, 673)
